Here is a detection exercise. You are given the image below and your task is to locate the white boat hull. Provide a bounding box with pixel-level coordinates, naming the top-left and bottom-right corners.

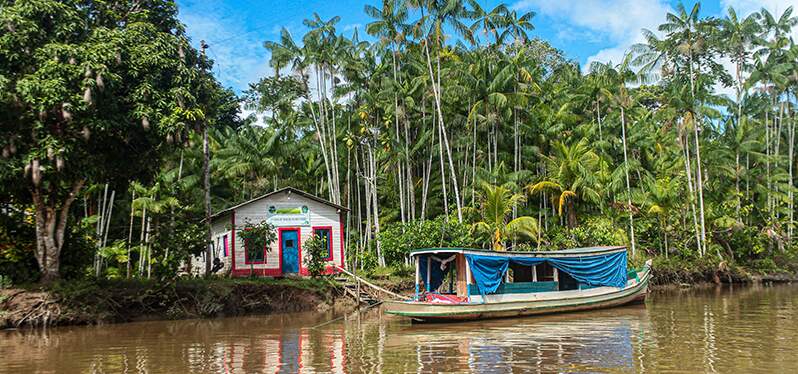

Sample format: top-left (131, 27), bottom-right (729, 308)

top-left (385, 266), bottom-right (651, 322)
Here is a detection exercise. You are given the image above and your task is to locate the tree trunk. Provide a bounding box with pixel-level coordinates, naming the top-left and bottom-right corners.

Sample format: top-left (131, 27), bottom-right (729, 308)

top-left (683, 132), bottom-right (702, 255)
top-left (32, 179), bottom-right (85, 282)
top-left (203, 124), bottom-right (212, 275)
top-left (422, 37), bottom-right (463, 222)
top-left (567, 199), bottom-right (577, 228)
top-left (127, 190), bottom-right (136, 279)
top-left (620, 107), bottom-right (636, 257)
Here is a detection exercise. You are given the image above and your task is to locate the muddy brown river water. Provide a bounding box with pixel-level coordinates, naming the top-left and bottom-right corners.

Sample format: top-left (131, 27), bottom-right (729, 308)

top-left (1, 283), bottom-right (797, 373)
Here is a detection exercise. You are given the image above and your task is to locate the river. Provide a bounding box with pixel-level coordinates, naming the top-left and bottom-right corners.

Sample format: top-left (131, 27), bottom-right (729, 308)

top-left (1, 283), bottom-right (796, 373)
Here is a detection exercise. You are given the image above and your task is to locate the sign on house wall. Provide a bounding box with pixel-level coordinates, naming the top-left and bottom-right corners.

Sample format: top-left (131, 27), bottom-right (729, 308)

top-left (266, 204), bottom-right (311, 226)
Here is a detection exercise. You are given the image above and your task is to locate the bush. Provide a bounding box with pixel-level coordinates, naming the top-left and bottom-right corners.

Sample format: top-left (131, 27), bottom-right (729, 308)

top-left (379, 216), bottom-right (475, 267)
top-left (303, 233), bottom-right (328, 277)
top-left (0, 274), bottom-right (11, 289)
top-left (538, 217), bottom-right (626, 251)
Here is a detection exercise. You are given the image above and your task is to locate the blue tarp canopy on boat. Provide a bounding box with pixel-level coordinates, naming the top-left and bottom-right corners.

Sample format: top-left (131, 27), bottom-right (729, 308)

top-left (413, 247), bottom-right (629, 295)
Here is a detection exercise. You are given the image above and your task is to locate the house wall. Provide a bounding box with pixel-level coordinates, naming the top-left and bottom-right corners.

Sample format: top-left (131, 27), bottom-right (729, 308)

top-left (210, 190), bottom-right (344, 277)
top-left (188, 214), bottom-right (233, 275)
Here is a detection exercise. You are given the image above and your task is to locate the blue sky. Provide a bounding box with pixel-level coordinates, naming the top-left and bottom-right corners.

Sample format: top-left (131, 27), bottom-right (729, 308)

top-left (176, 0), bottom-right (795, 94)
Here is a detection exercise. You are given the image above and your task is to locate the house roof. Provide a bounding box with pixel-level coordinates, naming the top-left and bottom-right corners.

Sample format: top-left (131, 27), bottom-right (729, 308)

top-left (209, 186), bottom-right (349, 221)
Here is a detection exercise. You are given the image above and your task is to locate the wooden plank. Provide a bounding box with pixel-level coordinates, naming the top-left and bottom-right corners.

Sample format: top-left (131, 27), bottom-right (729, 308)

top-left (456, 254), bottom-right (467, 298)
top-left (335, 266), bottom-right (404, 300)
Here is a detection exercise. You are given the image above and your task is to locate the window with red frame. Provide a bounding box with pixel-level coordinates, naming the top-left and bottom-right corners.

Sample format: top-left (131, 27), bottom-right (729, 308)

top-left (313, 227), bottom-right (333, 261)
top-left (243, 229), bottom-right (267, 264)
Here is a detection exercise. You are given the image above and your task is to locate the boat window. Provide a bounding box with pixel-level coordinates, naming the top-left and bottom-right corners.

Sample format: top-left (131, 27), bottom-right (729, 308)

top-left (536, 262), bottom-right (556, 281)
top-left (509, 263), bottom-right (535, 283)
top-left (558, 271), bottom-right (579, 291)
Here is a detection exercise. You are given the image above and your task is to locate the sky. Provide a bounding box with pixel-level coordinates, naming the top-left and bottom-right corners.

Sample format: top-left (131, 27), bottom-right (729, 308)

top-left (175, 0), bottom-right (798, 95)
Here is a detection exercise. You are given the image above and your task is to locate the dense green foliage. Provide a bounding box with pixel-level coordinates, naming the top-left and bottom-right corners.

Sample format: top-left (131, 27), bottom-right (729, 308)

top-left (0, 0), bottom-right (236, 281)
top-left (303, 233), bottom-right (329, 277)
top-left (238, 1), bottom-right (798, 273)
top-left (378, 215), bottom-right (474, 266)
top-left (2, 0), bottom-right (798, 282)
top-left (237, 220), bottom-right (277, 275)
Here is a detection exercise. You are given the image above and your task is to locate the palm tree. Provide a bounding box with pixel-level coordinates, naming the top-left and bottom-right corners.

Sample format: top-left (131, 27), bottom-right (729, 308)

top-left (366, 0), bottom-right (410, 223)
top-left (719, 7), bottom-right (761, 122)
top-left (527, 139), bottom-right (601, 228)
top-left (499, 7), bottom-right (535, 46)
top-left (212, 125), bottom-right (280, 200)
top-left (640, 175), bottom-right (681, 257)
top-left (407, 0), bottom-right (475, 222)
top-left (471, 183), bottom-right (538, 251)
top-left (633, 3), bottom-right (714, 256)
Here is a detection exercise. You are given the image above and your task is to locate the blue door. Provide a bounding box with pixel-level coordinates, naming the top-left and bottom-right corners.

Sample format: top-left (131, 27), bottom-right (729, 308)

top-left (281, 230), bottom-right (299, 274)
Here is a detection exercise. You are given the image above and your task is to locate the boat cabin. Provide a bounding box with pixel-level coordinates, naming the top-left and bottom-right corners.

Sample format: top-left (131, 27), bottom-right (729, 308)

top-left (412, 247), bottom-right (630, 304)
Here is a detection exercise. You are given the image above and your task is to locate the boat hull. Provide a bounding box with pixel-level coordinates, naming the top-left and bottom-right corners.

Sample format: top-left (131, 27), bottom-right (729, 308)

top-left (385, 267), bottom-right (651, 322)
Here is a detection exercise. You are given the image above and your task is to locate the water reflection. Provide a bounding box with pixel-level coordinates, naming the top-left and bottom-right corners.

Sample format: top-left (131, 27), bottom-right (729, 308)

top-left (1, 284), bottom-right (797, 373)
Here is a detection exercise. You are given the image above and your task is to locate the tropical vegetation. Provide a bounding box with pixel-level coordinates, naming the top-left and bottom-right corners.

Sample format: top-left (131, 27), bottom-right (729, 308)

top-left (2, 0), bottom-right (798, 283)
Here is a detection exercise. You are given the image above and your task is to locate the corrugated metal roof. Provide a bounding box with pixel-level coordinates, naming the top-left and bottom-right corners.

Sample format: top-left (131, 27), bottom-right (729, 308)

top-left (209, 186), bottom-right (349, 221)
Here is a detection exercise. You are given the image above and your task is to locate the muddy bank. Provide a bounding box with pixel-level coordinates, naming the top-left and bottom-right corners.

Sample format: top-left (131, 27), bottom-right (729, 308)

top-left (1, 278), bottom-right (351, 329)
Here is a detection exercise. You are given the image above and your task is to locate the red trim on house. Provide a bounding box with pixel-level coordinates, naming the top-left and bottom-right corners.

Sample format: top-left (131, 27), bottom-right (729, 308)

top-left (311, 225), bottom-right (334, 261)
top-left (230, 210), bottom-right (236, 273)
top-left (231, 268), bottom-right (282, 277)
top-left (278, 227), bottom-right (301, 276)
top-left (339, 212), bottom-right (345, 271)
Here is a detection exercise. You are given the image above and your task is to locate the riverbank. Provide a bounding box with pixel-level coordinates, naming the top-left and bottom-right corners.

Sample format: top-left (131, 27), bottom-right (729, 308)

top-left (3, 258), bottom-right (796, 329)
top-left (648, 255), bottom-right (798, 286)
top-left (0, 277), bottom-right (352, 329)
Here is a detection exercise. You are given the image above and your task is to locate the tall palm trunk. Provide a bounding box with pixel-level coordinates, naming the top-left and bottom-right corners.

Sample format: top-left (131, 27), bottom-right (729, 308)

top-left (683, 131), bottom-right (702, 255)
top-left (436, 107), bottom-right (449, 217)
top-left (367, 140), bottom-right (384, 267)
top-left (620, 107), bottom-right (636, 257)
top-left (422, 35), bottom-right (463, 222)
top-left (202, 124), bottom-right (212, 275)
top-left (688, 51), bottom-right (707, 256)
top-left (788, 99), bottom-right (795, 242)
top-left (126, 190), bottom-right (135, 279)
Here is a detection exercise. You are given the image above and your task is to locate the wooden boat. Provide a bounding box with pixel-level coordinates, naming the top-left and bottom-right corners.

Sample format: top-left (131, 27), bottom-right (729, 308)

top-left (385, 247), bottom-right (651, 322)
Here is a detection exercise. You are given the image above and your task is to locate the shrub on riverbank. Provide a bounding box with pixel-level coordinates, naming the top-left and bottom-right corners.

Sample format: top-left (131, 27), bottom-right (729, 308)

top-left (0, 277), bottom-right (345, 329)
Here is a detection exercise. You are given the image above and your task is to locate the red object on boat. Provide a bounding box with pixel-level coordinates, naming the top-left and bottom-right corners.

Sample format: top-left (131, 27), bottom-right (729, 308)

top-left (423, 293), bottom-right (466, 304)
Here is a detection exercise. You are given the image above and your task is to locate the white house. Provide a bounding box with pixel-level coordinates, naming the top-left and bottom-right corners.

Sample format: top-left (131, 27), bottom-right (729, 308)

top-left (192, 187), bottom-right (348, 277)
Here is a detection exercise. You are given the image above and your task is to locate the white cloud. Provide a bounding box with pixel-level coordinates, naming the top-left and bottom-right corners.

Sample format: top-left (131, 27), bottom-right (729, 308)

top-left (239, 106), bottom-right (268, 128)
top-left (513, 0), bottom-right (672, 69)
top-left (514, 0), bottom-right (670, 41)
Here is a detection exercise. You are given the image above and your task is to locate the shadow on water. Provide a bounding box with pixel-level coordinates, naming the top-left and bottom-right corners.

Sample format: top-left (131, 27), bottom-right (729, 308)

top-left (1, 283), bottom-right (797, 373)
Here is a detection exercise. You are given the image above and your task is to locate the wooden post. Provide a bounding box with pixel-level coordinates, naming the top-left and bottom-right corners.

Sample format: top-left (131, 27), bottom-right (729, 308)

top-left (553, 268), bottom-right (559, 282)
top-left (465, 256), bottom-right (472, 303)
top-left (414, 256), bottom-right (420, 300)
top-left (532, 265), bottom-right (537, 282)
top-left (356, 279), bottom-right (361, 306)
top-left (426, 256), bottom-right (432, 292)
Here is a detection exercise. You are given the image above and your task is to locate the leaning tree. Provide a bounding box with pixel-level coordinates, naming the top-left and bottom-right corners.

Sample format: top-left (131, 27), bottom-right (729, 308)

top-left (0, 0), bottom-right (211, 281)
